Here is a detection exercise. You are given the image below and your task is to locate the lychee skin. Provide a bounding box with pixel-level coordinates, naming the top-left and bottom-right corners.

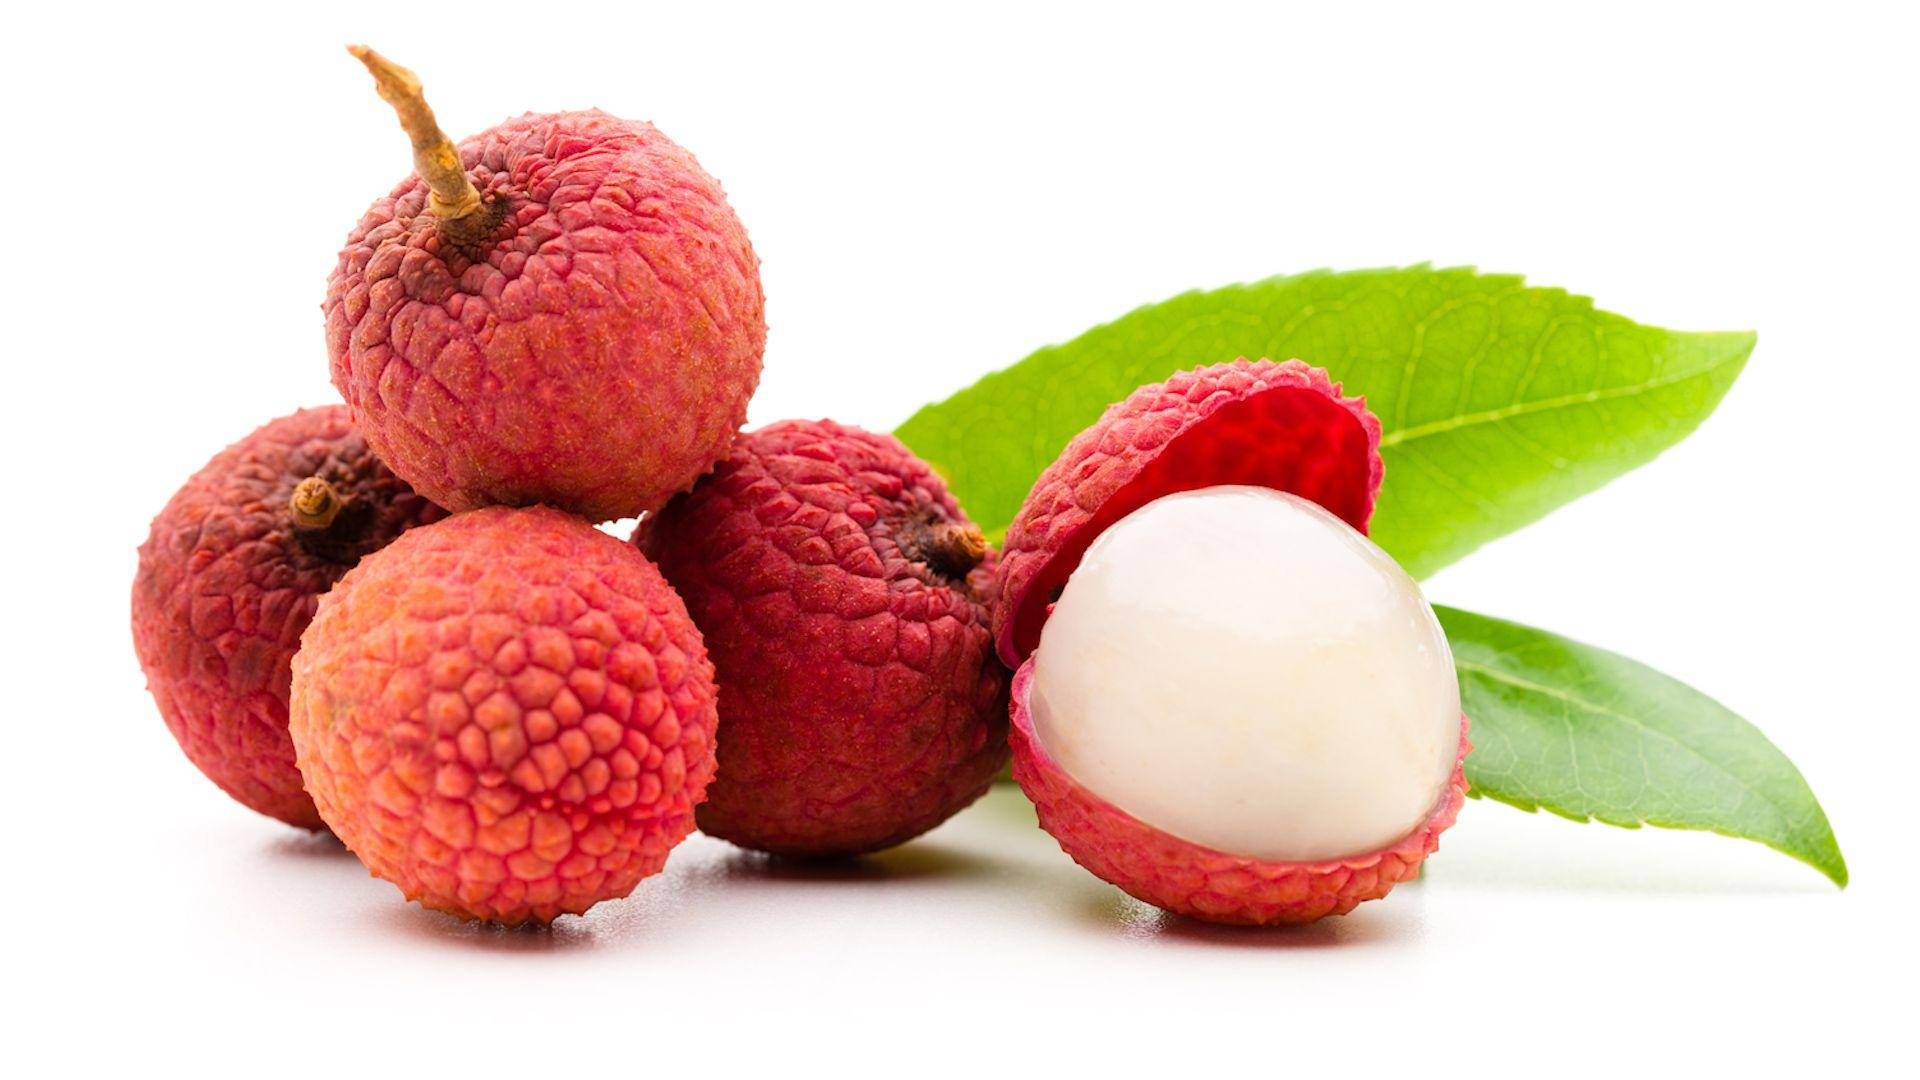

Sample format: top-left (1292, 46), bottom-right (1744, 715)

top-left (1012, 662), bottom-right (1471, 925)
top-left (325, 109), bottom-right (766, 523)
top-left (996, 358), bottom-right (1471, 924)
top-left (994, 358), bottom-right (1382, 666)
top-left (1030, 487), bottom-right (1463, 863)
top-left (290, 506), bottom-right (718, 923)
top-left (131, 406), bottom-right (446, 829)
top-left (635, 420), bottom-right (1009, 858)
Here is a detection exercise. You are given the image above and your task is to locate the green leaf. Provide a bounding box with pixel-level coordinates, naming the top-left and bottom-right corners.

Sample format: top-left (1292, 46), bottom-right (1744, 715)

top-left (895, 266), bottom-right (1754, 578)
top-left (1437, 605), bottom-right (1847, 887)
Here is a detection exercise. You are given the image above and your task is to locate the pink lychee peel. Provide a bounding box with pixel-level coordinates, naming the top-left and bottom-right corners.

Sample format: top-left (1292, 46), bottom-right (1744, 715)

top-left (325, 109), bottom-right (765, 522)
top-left (1012, 660), bottom-right (1470, 924)
top-left (996, 358), bottom-right (1470, 924)
top-left (993, 358), bottom-right (1383, 667)
top-left (290, 506), bottom-right (718, 923)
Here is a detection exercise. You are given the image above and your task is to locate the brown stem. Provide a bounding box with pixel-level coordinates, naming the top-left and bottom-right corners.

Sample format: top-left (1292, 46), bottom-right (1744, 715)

top-left (909, 520), bottom-right (988, 579)
top-left (289, 477), bottom-right (346, 530)
top-left (347, 45), bottom-right (488, 233)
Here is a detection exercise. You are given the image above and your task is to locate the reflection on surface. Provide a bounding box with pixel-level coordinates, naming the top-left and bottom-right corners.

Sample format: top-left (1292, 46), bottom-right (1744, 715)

top-left (1067, 877), bottom-right (1425, 948)
top-left (262, 829), bottom-right (352, 861)
top-left (243, 779), bottom-right (1826, 957)
top-left (706, 841), bottom-right (1001, 884)
top-left (375, 901), bottom-right (601, 953)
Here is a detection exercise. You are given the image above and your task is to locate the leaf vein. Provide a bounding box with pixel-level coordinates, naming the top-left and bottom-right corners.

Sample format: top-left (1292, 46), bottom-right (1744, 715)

top-left (1380, 351), bottom-right (1745, 448)
top-left (1454, 658), bottom-right (1796, 829)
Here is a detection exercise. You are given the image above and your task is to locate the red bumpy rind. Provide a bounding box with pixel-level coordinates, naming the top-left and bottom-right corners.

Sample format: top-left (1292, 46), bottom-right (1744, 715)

top-left (636, 420), bottom-right (1010, 857)
top-left (131, 406), bottom-right (446, 828)
top-left (290, 507), bottom-right (719, 924)
top-left (997, 358), bottom-right (1470, 924)
top-left (992, 358), bottom-right (1384, 667)
top-left (1013, 662), bottom-right (1471, 925)
top-left (325, 110), bottom-right (766, 523)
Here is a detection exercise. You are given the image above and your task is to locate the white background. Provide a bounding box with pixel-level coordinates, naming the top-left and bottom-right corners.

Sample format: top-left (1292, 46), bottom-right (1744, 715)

top-left (4, 1), bottom-right (1914, 1074)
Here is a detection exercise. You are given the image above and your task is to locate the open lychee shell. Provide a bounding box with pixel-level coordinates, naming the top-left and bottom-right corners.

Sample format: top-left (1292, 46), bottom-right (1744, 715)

top-left (996, 358), bottom-right (1472, 925)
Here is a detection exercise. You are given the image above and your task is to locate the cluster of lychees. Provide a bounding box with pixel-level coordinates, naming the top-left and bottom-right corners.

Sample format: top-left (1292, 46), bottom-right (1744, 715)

top-left (133, 49), bottom-right (1466, 928)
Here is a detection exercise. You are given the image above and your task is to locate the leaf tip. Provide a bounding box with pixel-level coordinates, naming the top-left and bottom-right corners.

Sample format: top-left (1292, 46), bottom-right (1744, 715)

top-left (1700, 328), bottom-right (1759, 365)
top-left (1812, 843), bottom-right (1848, 889)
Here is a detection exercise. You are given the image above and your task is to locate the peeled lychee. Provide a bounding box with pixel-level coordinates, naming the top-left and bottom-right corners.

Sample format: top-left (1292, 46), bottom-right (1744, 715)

top-left (635, 420), bottom-right (1009, 858)
top-left (325, 47), bottom-right (765, 522)
top-left (289, 506), bottom-right (718, 923)
top-left (132, 405), bottom-right (446, 829)
top-left (998, 359), bottom-right (1470, 925)
top-left (1032, 487), bottom-right (1460, 862)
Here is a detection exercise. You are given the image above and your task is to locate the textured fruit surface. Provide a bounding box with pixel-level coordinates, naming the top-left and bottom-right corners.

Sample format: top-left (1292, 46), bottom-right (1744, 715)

top-left (325, 109), bottom-right (765, 522)
top-left (1029, 486), bottom-right (1461, 862)
top-left (290, 506), bottom-right (717, 923)
top-left (1014, 661), bottom-right (1470, 924)
top-left (131, 406), bottom-right (445, 828)
top-left (636, 420), bottom-right (1009, 857)
top-left (994, 358), bottom-right (1381, 665)
top-left (1000, 359), bottom-right (1469, 923)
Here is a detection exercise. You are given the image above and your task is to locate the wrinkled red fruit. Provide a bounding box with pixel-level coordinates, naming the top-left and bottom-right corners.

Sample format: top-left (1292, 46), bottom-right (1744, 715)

top-left (998, 359), bottom-right (1471, 924)
top-left (636, 420), bottom-right (1010, 857)
top-left (326, 54), bottom-right (765, 522)
top-left (291, 507), bottom-right (718, 923)
top-left (131, 406), bottom-right (446, 828)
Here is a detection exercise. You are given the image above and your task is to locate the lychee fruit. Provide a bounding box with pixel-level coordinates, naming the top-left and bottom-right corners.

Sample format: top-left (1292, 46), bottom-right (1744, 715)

top-left (132, 405), bottom-right (446, 829)
top-left (635, 420), bottom-right (1009, 858)
top-left (996, 359), bottom-right (1470, 925)
top-left (324, 47), bottom-right (766, 522)
top-left (289, 506), bottom-right (718, 923)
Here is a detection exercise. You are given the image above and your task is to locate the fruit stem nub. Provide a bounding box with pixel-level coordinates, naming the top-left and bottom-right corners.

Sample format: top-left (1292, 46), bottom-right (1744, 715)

top-left (290, 477), bottom-right (346, 531)
top-left (912, 521), bottom-right (989, 579)
top-left (347, 45), bottom-right (485, 227)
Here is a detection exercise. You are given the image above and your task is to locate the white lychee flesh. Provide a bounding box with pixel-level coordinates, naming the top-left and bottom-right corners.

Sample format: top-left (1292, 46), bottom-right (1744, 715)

top-left (1027, 486), bottom-right (1459, 862)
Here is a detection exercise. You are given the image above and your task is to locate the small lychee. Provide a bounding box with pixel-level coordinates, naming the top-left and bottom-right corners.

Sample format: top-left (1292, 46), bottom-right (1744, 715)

top-left (325, 47), bottom-right (766, 522)
top-left (998, 359), bottom-right (1470, 924)
top-left (289, 506), bottom-right (718, 923)
top-left (131, 405), bottom-right (446, 829)
top-left (636, 420), bottom-right (1009, 858)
